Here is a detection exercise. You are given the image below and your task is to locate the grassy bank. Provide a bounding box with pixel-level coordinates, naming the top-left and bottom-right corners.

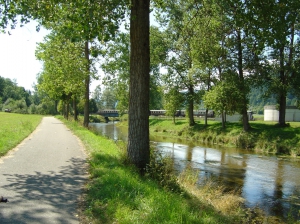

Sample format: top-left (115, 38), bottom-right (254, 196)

top-left (148, 117), bottom-right (300, 157)
top-left (58, 116), bottom-right (286, 224)
top-left (0, 112), bottom-right (43, 156)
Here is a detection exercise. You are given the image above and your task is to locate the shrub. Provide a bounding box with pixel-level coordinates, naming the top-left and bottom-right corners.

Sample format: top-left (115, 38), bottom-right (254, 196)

top-left (145, 148), bottom-right (181, 192)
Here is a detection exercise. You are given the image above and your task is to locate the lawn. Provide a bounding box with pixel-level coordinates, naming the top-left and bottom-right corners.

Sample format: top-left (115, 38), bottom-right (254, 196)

top-left (0, 112), bottom-right (43, 156)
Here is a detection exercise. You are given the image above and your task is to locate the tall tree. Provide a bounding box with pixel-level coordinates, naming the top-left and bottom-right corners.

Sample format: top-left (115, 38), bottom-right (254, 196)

top-left (35, 32), bottom-right (87, 119)
top-left (127, 0), bottom-right (150, 172)
top-left (249, 0), bottom-right (300, 126)
top-left (1, 0), bottom-right (127, 126)
top-left (157, 0), bottom-right (214, 127)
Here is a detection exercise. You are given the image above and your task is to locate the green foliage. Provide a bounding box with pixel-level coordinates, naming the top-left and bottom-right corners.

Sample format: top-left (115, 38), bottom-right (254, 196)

top-left (146, 148), bottom-right (180, 192)
top-left (0, 76), bottom-right (34, 112)
top-left (164, 86), bottom-right (184, 123)
top-left (36, 32), bottom-right (87, 102)
top-left (204, 81), bottom-right (243, 116)
top-left (101, 29), bottom-right (166, 112)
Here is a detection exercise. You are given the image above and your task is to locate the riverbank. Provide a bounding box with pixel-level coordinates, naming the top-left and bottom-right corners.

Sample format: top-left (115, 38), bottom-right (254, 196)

top-left (0, 112), bottom-right (43, 156)
top-left (144, 117), bottom-right (300, 157)
top-left (59, 116), bottom-right (289, 223)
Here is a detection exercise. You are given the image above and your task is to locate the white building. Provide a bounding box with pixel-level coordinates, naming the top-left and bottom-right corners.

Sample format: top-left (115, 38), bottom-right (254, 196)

top-left (264, 105), bottom-right (300, 122)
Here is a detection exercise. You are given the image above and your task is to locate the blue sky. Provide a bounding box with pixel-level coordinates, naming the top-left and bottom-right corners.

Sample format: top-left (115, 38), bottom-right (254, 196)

top-left (0, 20), bottom-right (103, 92)
top-left (0, 15), bottom-right (158, 92)
top-left (0, 21), bottom-right (49, 91)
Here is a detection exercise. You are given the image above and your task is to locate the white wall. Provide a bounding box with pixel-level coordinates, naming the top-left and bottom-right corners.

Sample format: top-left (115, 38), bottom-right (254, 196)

top-left (264, 106), bottom-right (300, 122)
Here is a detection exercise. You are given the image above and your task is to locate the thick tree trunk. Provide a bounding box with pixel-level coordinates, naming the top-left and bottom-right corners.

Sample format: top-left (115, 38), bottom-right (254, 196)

top-left (83, 41), bottom-right (90, 127)
top-left (127, 0), bottom-right (150, 173)
top-left (237, 30), bottom-right (250, 131)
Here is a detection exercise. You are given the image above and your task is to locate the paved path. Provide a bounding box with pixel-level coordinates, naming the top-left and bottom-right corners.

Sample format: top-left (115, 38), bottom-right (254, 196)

top-left (0, 117), bottom-right (87, 223)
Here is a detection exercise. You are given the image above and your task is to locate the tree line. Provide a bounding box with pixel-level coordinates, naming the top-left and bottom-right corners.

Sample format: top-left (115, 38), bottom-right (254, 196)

top-left (0, 75), bottom-right (99, 115)
top-left (1, 0), bottom-right (299, 171)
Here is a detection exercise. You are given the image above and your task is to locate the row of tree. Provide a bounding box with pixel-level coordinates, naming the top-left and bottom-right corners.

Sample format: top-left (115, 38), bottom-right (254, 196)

top-left (0, 76), bottom-right (100, 115)
top-left (1, 0), bottom-right (299, 171)
top-left (1, 0), bottom-right (150, 171)
top-left (158, 0), bottom-right (300, 130)
top-left (100, 0), bottom-right (300, 130)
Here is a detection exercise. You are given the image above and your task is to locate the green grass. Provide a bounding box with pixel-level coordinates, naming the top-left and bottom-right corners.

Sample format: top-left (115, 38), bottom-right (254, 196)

top-left (148, 117), bottom-right (300, 157)
top-left (58, 116), bottom-right (256, 224)
top-left (0, 112), bottom-right (43, 156)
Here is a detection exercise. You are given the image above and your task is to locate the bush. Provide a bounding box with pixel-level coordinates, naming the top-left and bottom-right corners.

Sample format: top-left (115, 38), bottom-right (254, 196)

top-left (145, 148), bottom-right (181, 192)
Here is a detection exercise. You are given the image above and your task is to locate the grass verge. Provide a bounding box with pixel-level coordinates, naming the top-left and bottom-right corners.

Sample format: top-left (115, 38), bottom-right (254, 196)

top-left (58, 116), bottom-right (286, 224)
top-left (148, 117), bottom-right (300, 157)
top-left (56, 116), bottom-right (253, 224)
top-left (0, 112), bottom-right (43, 156)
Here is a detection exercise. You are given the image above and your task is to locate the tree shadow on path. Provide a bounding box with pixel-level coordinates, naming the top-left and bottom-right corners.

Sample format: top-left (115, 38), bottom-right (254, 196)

top-left (0, 157), bottom-right (87, 224)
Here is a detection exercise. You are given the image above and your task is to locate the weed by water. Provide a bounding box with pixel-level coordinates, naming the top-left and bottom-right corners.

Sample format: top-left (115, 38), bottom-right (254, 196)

top-left (178, 167), bottom-right (244, 215)
top-left (149, 118), bottom-right (300, 157)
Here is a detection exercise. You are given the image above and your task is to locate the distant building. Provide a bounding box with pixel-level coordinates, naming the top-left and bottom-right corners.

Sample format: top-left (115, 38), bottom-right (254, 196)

top-left (264, 105), bottom-right (300, 122)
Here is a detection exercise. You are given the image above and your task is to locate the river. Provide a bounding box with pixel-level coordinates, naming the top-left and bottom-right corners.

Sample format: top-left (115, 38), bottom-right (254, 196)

top-left (89, 122), bottom-right (300, 221)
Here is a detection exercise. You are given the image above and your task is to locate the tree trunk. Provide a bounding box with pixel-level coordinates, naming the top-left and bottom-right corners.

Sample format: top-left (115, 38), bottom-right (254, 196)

top-left (66, 100), bottom-right (69, 120)
top-left (188, 85), bottom-right (195, 126)
top-left (205, 70), bottom-right (211, 127)
top-left (221, 111), bottom-right (226, 129)
top-left (55, 100), bottom-right (58, 114)
top-left (278, 47), bottom-right (286, 126)
top-left (127, 0), bottom-right (150, 173)
top-left (205, 108), bottom-right (208, 126)
top-left (83, 41), bottom-right (90, 127)
top-left (62, 102), bottom-right (66, 118)
top-left (237, 29), bottom-right (250, 131)
top-left (73, 97), bottom-right (78, 121)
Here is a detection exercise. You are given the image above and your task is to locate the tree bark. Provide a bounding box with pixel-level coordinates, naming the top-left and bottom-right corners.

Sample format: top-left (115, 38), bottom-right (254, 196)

top-left (83, 41), bottom-right (90, 127)
top-left (221, 111), bottom-right (226, 129)
top-left (205, 108), bottom-right (208, 127)
top-left (66, 100), bottom-right (69, 120)
top-left (278, 46), bottom-right (286, 126)
top-left (73, 97), bottom-right (78, 121)
top-left (127, 0), bottom-right (150, 173)
top-left (237, 29), bottom-right (250, 131)
top-left (188, 84), bottom-right (195, 126)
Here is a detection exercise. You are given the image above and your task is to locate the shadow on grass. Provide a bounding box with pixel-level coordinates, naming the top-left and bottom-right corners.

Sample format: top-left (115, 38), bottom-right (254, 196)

top-left (149, 118), bottom-right (166, 126)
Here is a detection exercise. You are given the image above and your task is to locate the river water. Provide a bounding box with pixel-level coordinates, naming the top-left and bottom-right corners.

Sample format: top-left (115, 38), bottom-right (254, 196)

top-left (89, 122), bottom-right (300, 220)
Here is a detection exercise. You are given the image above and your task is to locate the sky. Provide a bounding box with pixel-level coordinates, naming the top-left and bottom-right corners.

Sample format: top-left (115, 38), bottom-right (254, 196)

top-left (0, 20), bottom-right (102, 92)
top-left (0, 21), bottom-right (49, 91)
top-left (0, 16), bottom-right (158, 93)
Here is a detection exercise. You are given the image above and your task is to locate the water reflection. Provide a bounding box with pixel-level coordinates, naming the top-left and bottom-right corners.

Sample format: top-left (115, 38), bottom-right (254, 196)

top-left (89, 122), bottom-right (300, 220)
top-left (90, 122), bottom-right (128, 141)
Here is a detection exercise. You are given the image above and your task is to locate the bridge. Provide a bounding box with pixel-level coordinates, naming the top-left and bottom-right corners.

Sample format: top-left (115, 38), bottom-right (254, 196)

top-left (97, 109), bottom-right (213, 118)
top-left (97, 110), bottom-right (173, 118)
top-left (97, 110), bottom-right (120, 117)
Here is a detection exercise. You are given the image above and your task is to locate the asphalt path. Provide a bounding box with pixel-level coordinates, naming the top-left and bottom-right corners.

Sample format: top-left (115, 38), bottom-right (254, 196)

top-left (0, 117), bottom-right (88, 223)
